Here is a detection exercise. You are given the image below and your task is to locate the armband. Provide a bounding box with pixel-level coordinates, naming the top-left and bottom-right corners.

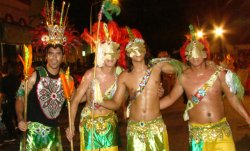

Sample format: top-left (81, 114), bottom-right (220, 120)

top-left (16, 81), bottom-right (25, 97)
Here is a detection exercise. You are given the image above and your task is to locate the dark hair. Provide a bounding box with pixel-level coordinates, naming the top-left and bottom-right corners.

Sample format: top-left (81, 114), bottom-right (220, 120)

top-left (126, 44), bottom-right (152, 72)
top-left (45, 44), bottom-right (64, 54)
top-left (2, 62), bottom-right (17, 75)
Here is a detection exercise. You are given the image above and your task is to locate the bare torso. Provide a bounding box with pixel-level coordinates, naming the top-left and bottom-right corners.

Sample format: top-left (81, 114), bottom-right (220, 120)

top-left (85, 67), bottom-right (116, 115)
top-left (124, 66), bottom-right (162, 121)
top-left (182, 65), bottom-right (225, 124)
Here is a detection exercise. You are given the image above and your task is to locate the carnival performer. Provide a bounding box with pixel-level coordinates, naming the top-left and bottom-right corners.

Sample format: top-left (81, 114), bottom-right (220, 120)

top-left (160, 25), bottom-right (250, 151)
top-left (66, 21), bottom-right (123, 151)
top-left (15, 1), bottom-right (73, 150)
top-left (99, 26), bottom-right (183, 151)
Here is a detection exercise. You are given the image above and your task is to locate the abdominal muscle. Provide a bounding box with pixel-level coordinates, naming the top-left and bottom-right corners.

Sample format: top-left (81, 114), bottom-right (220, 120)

top-left (128, 89), bottom-right (161, 122)
top-left (188, 97), bottom-right (225, 124)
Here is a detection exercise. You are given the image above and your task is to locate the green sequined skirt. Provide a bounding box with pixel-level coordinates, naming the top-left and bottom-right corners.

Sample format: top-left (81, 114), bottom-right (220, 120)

top-left (20, 122), bottom-right (62, 151)
top-left (79, 107), bottom-right (120, 151)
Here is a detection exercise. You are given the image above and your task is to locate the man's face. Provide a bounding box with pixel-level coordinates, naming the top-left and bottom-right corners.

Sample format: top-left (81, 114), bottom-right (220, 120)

top-left (189, 57), bottom-right (204, 67)
top-left (103, 56), bottom-right (117, 67)
top-left (126, 43), bottom-right (146, 58)
top-left (46, 47), bottom-right (64, 70)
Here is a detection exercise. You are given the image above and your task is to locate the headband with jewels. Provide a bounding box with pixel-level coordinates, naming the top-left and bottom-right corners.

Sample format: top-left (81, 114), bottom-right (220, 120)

top-left (81, 21), bottom-right (122, 67)
top-left (121, 26), bottom-right (146, 58)
top-left (180, 25), bottom-right (210, 63)
top-left (41, 0), bottom-right (70, 46)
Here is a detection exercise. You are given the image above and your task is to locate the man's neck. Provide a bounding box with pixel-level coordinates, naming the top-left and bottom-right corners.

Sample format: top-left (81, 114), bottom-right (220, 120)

top-left (132, 60), bottom-right (147, 72)
top-left (190, 61), bottom-right (207, 73)
top-left (101, 66), bottom-right (115, 75)
top-left (46, 65), bottom-right (60, 75)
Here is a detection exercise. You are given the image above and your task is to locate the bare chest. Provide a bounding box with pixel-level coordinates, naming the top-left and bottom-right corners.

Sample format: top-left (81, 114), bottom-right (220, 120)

top-left (182, 74), bottom-right (220, 98)
top-left (126, 72), bottom-right (160, 97)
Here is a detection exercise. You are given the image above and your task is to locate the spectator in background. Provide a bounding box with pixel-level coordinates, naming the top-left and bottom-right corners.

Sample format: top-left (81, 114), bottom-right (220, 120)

top-left (0, 62), bottom-right (21, 142)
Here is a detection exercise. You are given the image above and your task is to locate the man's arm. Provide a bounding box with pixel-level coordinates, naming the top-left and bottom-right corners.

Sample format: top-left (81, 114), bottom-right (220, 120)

top-left (100, 72), bottom-right (127, 110)
top-left (15, 72), bottom-right (36, 131)
top-left (220, 71), bottom-right (250, 125)
top-left (66, 70), bottom-right (93, 141)
top-left (159, 77), bottom-right (184, 109)
top-left (70, 69), bottom-right (92, 125)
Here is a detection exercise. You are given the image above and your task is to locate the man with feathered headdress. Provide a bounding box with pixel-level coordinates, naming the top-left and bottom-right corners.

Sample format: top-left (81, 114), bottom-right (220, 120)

top-left (160, 25), bottom-right (250, 151)
top-left (99, 26), bottom-right (183, 151)
top-left (16, 1), bottom-right (73, 150)
top-left (66, 20), bottom-right (124, 151)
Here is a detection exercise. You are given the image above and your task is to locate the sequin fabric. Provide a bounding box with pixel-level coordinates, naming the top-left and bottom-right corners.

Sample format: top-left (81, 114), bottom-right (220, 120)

top-left (127, 116), bottom-right (169, 151)
top-left (189, 118), bottom-right (232, 143)
top-left (79, 107), bottom-right (120, 150)
top-left (37, 77), bottom-right (65, 119)
top-left (20, 122), bottom-right (62, 151)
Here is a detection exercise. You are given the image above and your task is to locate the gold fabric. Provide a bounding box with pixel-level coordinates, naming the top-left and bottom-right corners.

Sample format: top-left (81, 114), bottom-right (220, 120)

top-left (189, 118), bottom-right (236, 151)
top-left (127, 116), bottom-right (169, 151)
top-left (186, 40), bottom-right (207, 60)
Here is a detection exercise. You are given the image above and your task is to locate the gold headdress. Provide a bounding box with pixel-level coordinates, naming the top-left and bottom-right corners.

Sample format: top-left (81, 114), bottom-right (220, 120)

top-left (124, 27), bottom-right (146, 58)
top-left (180, 25), bottom-right (210, 63)
top-left (81, 21), bottom-right (121, 67)
top-left (41, 0), bottom-right (70, 45)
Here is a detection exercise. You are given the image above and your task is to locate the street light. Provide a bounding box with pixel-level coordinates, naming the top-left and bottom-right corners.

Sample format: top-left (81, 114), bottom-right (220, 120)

top-left (196, 30), bottom-right (204, 38)
top-left (214, 27), bottom-right (224, 38)
top-left (213, 25), bottom-right (225, 58)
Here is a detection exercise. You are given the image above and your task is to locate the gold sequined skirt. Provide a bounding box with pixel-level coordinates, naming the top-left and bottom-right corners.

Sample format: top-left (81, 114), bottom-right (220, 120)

top-left (189, 118), bottom-right (232, 143)
top-left (127, 116), bottom-right (169, 151)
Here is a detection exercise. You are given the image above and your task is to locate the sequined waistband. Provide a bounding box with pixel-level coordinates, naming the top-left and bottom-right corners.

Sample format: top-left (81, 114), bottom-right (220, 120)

top-left (28, 122), bottom-right (58, 136)
top-left (127, 116), bottom-right (166, 142)
top-left (80, 107), bottom-right (118, 131)
top-left (189, 118), bottom-right (232, 143)
top-left (128, 116), bottom-right (166, 133)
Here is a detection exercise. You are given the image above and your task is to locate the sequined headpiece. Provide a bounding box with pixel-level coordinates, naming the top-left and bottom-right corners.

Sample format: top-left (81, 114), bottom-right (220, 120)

top-left (123, 27), bottom-right (146, 58)
top-left (180, 25), bottom-right (210, 63)
top-left (41, 0), bottom-right (70, 46)
top-left (81, 21), bottom-right (122, 67)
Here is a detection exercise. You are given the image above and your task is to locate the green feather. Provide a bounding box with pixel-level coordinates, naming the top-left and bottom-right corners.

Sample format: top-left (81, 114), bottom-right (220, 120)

top-left (103, 0), bottom-right (121, 21)
top-left (232, 72), bottom-right (245, 100)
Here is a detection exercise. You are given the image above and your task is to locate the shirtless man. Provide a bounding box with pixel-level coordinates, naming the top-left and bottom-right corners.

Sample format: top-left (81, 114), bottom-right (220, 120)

top-left (100, 27), bottom-right (182, 151)
top-left (160, 25), bottom-right (250, 151)
top-left (66, 21), bottom-right (123, 151)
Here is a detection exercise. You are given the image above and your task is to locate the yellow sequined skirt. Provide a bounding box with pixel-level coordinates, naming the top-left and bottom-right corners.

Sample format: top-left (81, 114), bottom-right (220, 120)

top-left (127, 116), bottom-right (169, 151)
top-left (189, 117), bottom-right (235, 151)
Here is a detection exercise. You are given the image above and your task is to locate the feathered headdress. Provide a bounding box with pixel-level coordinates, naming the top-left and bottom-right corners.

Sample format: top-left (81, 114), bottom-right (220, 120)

top-left (41, 0), bottom-right (69, 45)
top-left (180, 25), bottom-right (210, 63)
top-left (81, 21), bottom-right (122, 67)
top-left (31, 0), bottom-right (82, 54)
top-left (119, 27), bottom-right (146, 66)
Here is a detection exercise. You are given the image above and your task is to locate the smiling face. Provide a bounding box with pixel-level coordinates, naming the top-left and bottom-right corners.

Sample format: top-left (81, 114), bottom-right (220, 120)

top-left (46, 46), bottom-right (64, 70)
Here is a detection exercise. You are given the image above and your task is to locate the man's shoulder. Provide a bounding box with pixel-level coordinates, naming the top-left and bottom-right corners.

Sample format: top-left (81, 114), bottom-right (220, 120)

top-left (119, 70), bottom-right (129, 78)
top-left (84, 68), bottom-right (95, 77)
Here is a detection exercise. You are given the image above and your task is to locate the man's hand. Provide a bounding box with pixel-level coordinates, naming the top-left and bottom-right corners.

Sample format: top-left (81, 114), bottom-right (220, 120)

top-left (18, 121), bottom-right (30, 132)
top-left (158, 83), bottom-right (165, 98)
top-left (66, 126), bottom-right (75, 141)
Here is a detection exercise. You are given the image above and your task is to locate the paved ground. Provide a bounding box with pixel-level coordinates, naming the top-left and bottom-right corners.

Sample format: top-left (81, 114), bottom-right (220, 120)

top-left (0, 95), bottom-right (250, 151)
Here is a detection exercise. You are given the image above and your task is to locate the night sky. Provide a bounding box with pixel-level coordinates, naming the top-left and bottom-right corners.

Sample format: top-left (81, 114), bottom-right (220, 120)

top-left (67, 0), bottom-right (250, 57)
